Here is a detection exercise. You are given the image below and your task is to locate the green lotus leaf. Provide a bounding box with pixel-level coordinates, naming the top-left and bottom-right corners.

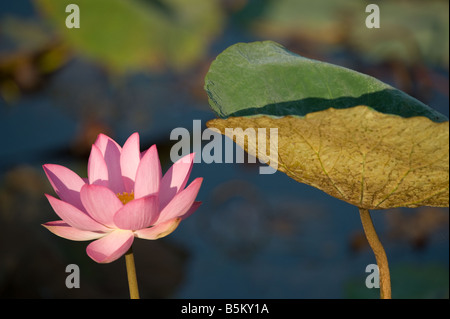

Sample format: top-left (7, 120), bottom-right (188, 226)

top-left (205, 41), bottom-right (446, 122)
top-left (249, 0), bottom-right (449, 67)
top-left (205, 42), bottom-right (449, 209)
top-left (35, 0), bottom-right (224, 73)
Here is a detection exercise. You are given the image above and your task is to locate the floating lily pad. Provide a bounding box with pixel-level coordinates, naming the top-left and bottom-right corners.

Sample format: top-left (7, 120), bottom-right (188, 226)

top-left (205, 42), bottom-right (449, 209)
top-left (250, 0), bottom-right (449, 67)
top-left (35, 0), bottom-right (224, 73)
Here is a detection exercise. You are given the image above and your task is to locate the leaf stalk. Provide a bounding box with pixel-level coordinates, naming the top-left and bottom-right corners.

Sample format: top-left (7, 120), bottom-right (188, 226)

top-left (359, 208), bottom-right (391, 299)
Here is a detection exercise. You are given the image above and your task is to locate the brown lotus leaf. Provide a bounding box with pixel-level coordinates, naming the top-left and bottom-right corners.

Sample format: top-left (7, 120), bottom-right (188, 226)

top-left (207, 105), bottom-right (449, 210)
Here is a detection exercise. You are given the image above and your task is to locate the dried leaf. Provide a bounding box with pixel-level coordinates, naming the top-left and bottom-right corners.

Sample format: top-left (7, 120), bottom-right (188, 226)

top-left (207, 106), bottom-right (449, 209)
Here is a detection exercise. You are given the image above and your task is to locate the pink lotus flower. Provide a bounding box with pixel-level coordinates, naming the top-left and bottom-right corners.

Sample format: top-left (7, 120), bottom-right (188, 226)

top-left (42, 133), bottom-right (202, 263)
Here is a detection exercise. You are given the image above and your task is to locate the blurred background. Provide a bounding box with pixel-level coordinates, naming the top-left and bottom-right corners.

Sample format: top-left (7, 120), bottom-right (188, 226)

top-left (0, 0), bottom-right (448, 298)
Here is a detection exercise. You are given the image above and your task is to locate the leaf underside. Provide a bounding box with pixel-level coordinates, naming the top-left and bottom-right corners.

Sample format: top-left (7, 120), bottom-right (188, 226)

top-left (207, 106), bottom-right (449, 209)
top-left (205, 41), bottom-right (449, 209)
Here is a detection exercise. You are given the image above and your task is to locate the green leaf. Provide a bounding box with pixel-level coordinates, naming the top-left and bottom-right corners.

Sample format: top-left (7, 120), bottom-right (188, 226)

top-left (249, 0), bottom-right (449, 67)
top-left (205, 42), bottom-right (449, 209)
top-left (205, 41), bottom-right (447, 122)
top-left (349, 1), bottom-right (449, 67)
top-left (35, 0), bottom-right (224, 73)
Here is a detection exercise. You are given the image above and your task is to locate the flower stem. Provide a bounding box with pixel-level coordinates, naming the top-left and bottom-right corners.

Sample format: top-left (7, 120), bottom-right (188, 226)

top-left (358, 208), bottom-right (391, 299)
top-left (125, 246), bottom-right (140, 299)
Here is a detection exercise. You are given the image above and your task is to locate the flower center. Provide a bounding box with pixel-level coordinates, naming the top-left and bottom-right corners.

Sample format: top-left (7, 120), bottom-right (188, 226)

top-left (116, 191), bottom-right (134, 205)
